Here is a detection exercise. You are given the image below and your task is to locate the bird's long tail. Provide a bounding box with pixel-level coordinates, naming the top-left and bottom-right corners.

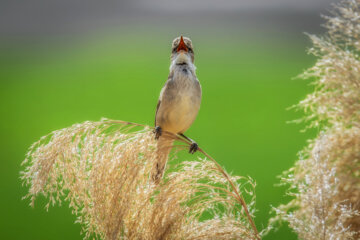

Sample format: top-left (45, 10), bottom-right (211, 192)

top-left (151, 136), bottom-right (174, 184)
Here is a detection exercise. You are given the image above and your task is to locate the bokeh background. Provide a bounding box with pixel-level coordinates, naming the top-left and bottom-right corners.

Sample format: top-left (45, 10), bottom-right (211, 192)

top-left (0, 0), bottom-right (336, 239)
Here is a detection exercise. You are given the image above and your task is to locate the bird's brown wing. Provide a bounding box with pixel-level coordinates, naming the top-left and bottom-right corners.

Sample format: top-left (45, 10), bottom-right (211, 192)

top-left (155, 75), bottom-right (173, 126)
top-left (155, 99), bottom-right (161, 126)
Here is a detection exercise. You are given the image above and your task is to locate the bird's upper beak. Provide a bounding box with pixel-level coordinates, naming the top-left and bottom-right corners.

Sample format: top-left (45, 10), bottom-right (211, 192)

top-left (177, 36), bottom-right (188, 52)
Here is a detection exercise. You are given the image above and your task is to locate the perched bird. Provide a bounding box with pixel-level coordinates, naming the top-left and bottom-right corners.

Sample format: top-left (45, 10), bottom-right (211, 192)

top-left (152, 36), bottom-right (202, 183)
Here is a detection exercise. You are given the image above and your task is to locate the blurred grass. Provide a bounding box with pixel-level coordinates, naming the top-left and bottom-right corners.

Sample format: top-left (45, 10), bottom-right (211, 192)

top-left (0, 28), bottom-right (315, 239)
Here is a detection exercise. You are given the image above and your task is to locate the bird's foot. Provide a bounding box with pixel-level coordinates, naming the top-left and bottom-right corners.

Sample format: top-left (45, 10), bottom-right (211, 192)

top-left (154, 126), bottom-right (162, 140)
top-left (189, 142), bottom-right (198, 154)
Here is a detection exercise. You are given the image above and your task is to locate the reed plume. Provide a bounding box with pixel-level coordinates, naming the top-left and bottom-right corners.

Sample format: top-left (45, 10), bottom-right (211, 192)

top-left (21, 119), bottom-right (260, 240)
top-left (270, 0), bottom-right (360, 239)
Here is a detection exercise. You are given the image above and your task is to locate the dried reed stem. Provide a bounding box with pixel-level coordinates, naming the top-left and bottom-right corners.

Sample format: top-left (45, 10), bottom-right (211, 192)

top-left (180, 137), bottom-right (260, 239)
top-left (111, 120), bottom-right (260, 239)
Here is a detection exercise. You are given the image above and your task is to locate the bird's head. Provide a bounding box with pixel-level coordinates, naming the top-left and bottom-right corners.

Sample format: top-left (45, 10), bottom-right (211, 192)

top-left (170, 36), bottom-right (194, 65)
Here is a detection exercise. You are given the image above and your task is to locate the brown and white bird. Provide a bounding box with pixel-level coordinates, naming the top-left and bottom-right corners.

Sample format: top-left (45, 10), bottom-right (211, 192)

top-left (152, 36), bottom-right (202, 183)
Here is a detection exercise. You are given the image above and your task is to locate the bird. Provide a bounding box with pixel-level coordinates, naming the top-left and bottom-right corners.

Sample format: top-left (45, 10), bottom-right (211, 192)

top-left (151, 36), bottom-right (202, 183)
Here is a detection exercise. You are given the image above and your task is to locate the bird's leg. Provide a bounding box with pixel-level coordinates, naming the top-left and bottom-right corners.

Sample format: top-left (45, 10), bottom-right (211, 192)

top-left (179, 133), bottom-right (198, 154)
top-left (154, 126), bottom-right (162, 140)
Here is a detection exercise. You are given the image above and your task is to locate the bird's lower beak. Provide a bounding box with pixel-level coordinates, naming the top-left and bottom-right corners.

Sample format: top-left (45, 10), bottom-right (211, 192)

top-left (177, 36), bottom-right (188, 52)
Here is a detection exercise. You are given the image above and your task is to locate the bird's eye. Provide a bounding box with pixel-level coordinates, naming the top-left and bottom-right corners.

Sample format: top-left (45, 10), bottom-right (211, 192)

top-left (188, 47), bottom-right (193, 53)
top-left (172, 47), bottom-right (177, 53)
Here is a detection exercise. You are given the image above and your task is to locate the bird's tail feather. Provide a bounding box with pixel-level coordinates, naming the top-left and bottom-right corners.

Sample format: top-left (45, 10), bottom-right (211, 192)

top-left (151, 136), bottom-right (174, 184)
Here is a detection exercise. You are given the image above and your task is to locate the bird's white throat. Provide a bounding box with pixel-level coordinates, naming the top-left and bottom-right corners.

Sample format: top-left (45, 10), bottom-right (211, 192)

top-left (170, 53), bottom-right (196, 73)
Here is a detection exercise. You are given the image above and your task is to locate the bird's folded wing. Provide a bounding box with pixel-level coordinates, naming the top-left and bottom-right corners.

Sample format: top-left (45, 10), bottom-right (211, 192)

top-left (155, 99), bottom-right (161, 126)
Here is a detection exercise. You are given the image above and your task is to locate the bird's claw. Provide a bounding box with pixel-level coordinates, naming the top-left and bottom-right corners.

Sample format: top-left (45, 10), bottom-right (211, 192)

top-left (154, 126), bottom-right (162, 140)
top-left (189, 142), bottom-right (198, 154)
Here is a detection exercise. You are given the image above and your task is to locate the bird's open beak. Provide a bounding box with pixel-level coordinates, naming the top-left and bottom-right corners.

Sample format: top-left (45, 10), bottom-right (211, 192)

top-left (177, 36), bottom-right (188, 52)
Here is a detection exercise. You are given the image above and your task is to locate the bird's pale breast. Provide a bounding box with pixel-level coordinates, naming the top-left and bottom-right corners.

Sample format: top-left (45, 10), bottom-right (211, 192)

top-left (156, 70), bottom-right (201, 134)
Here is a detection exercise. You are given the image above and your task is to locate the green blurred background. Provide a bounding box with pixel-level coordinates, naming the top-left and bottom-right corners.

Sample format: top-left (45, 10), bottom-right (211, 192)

top-left (0, 0), bottom-right (335, 239)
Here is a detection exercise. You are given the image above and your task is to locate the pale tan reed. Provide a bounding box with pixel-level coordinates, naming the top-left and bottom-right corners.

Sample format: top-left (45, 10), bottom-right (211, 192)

top-left (269, 0), bottom-right (360, 239)
top-left (21, 118), bottom-right (260, 240)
